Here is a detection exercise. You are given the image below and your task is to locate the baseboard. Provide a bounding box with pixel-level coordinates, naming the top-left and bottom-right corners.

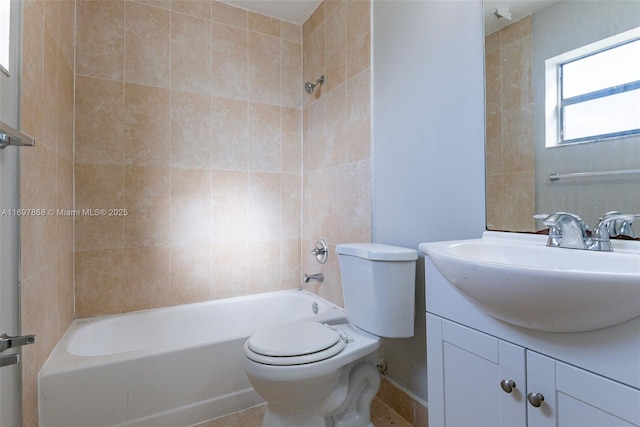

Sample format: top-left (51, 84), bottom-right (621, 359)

top-left (377, 376), bottom-right (428, 427)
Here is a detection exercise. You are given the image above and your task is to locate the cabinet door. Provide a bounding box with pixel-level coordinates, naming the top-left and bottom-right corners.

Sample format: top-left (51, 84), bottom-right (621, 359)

top-left (527, 350), bottom-right (640, 427)
top-left (427, 315), bottom-right (526, 427)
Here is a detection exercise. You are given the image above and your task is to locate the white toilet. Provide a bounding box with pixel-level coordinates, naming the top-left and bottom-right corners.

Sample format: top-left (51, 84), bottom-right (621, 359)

top-left (243, 243), bottom-right (418, 427)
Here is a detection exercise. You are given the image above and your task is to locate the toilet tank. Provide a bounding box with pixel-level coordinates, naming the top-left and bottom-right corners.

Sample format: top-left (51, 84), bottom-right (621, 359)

top-left (336, 243), bottom-right (418, 338)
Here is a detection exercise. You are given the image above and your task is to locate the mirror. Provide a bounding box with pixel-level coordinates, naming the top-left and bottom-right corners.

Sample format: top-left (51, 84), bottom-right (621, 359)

top-left (484, 0), bottom-right (640, 233)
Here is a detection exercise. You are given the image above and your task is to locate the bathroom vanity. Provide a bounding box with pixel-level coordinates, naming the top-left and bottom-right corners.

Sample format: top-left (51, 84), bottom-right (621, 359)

top-left (420, 232), bottom-right (640, 427)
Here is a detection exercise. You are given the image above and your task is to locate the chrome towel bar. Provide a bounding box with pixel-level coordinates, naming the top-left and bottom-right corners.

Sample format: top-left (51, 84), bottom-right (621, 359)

top-left (0, 120), bottom-right (35, 149)
top-left (549, 168), bottom-right (640, 181)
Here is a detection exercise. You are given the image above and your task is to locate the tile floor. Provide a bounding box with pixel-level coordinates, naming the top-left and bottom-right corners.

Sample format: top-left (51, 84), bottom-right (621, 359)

top-left (197, 397), bottom-right (413, 426)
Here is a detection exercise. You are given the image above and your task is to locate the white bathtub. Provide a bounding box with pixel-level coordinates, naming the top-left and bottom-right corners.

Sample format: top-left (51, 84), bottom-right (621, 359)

top-left (39, 289), bottom-right (345, 427)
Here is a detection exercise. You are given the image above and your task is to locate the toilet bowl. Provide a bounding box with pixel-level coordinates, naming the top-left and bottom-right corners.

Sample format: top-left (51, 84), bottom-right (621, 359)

top-left (244, 322), bottom-right (382, 427)
top-left (243, 243), bottom-right (418, 427)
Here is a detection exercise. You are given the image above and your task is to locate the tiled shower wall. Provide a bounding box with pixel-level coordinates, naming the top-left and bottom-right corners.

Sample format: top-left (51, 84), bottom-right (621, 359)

top-left (485, 16), bottom-right (536, 232)
top-left (17, 0), bottom-right (385, 422)
top-left (74, 0), bottom-right (304, 317)
top-left (20, 1), bottom-right (76, 426)
top-left (301, 0), bottom-right (372, 307)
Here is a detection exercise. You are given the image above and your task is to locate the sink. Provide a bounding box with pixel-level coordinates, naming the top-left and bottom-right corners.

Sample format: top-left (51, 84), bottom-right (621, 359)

top-left (421, 232), bottom-right (640, 333)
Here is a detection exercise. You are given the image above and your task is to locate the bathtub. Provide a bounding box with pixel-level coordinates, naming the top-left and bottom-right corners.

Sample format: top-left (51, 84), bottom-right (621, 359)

top-left (39, 289), bottom-right (345, 427)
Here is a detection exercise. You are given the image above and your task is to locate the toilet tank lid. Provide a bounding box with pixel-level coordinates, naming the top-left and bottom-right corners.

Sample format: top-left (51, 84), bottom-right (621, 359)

top-left (336, 243), bottom-right (418, 261)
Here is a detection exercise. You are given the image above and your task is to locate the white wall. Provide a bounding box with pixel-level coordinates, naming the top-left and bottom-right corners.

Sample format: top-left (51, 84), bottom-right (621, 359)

top-left (372, 0), bottom-right (486, 401)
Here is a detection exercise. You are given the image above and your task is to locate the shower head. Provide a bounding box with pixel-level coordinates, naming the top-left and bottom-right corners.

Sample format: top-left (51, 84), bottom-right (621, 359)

top-left (304, 81), bottom-right (316, 94)
top-left (304, 75), bottom-right (325, 94)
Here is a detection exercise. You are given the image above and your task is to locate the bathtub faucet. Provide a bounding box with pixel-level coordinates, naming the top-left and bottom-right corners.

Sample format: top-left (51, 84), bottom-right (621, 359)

top-left (304, 273), bottom-right (324, 283)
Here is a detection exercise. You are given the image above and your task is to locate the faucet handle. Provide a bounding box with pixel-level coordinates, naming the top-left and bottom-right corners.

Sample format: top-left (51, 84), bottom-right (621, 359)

top-left (592, 213), bottom-right (639, 250)
top-left (619, 220), bottom-right (637, 238)
top-left (597, 211), bottom-right (637, 238)
top-left (543, 212), bottom-right (589, 233)
top-left (310, 239), bottom-right (328, 264)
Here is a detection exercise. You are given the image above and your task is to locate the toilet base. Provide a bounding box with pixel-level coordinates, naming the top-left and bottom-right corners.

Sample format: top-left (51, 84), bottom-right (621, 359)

top-left (262, 408), bottom-right (326, 427)
top-left (259, 362), bottom-right (380, 427)
top-left (261, 409), bottom-right (374, 427)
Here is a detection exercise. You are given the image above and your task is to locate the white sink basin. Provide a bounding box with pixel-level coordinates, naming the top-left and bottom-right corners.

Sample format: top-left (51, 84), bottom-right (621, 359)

top-left (421, 232), bottom-right (640, 333)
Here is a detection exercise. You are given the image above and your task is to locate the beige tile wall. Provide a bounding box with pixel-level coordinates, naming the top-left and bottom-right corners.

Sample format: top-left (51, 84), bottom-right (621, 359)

top-left (485, 16), bottom-right (536, 232)
top-left (74, 0), bottom-right (304, 317)
top-left (19, 1), bottom-right (76, 426)
top-left (18, 0), bottom-right (370, 423)
top-left (301, 0), bottom-right (372, 306)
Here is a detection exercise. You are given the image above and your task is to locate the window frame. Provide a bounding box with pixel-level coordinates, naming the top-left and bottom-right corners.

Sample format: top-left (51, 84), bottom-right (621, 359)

top-left (545, 26), bottom-right (640, 147)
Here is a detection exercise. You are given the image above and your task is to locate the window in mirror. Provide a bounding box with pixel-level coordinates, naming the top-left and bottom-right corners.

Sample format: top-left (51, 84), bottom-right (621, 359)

top-left (545, 27), bottom-right (640, 147)
top-left (0, 0), bottom-right (10, 75)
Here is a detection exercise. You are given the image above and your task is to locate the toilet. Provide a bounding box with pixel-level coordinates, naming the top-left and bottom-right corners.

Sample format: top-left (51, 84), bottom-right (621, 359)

top-left (243, 243), bottom-right (418, 427)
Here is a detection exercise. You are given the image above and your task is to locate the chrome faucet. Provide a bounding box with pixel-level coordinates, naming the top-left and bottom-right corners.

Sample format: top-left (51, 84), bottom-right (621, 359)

top-left (590, 212), bottom-right (639, 252)
top-left (304, 273), bottom-right (324, 283)
top-left (544, 211), bottom-right (638, 252)
top-left (543, 212), bottom-right (591, 249)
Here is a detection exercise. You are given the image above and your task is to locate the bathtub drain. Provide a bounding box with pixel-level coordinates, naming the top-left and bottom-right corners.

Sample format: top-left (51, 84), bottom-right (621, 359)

top-left (312, 302), bottom-right (319, 315)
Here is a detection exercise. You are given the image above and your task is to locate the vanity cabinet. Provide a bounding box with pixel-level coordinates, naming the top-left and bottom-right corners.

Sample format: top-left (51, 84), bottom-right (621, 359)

top-left (427, 315), bottom-right (640, 427)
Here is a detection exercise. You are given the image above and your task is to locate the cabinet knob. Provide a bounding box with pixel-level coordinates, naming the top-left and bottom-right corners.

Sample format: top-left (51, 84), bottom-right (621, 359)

top-left (527, 392), bottom-right (545, 407)
top-left (500, 379), bottom-right (516, 393)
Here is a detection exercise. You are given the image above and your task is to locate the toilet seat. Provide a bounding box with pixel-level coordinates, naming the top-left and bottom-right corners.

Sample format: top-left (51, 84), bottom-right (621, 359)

top-left (245, 321), bottom-right (346, 366)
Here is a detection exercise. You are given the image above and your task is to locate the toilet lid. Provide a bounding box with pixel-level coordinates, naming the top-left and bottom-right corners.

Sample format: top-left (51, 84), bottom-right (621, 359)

top-left (245, 338), bottom-right (346, 366)
top-left (248, 321), bottom-right (341, 357)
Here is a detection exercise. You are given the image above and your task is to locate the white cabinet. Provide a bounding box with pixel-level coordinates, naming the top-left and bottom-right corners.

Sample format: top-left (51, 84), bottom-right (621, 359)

top-left (527, 350), bottom-right (640, 427)
top-left (427, 315), bottom-right (640, 427)
top-left (426, 314), bottom-right (526, 427)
